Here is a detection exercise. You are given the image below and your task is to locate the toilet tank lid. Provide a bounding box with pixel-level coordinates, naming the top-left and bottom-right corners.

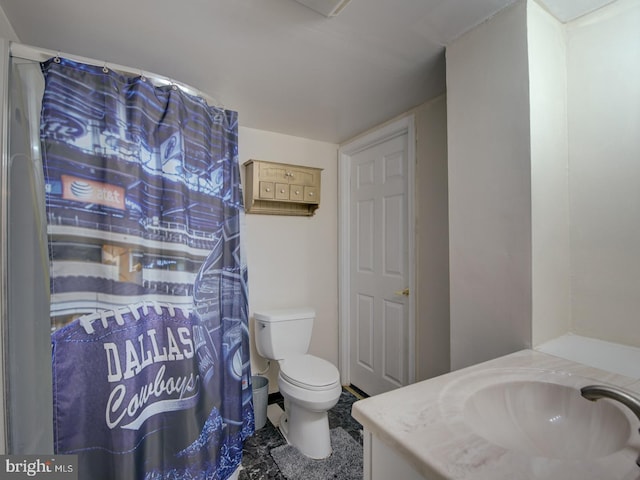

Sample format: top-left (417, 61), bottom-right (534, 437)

top-left (254, 307), bottom-right (316, 322)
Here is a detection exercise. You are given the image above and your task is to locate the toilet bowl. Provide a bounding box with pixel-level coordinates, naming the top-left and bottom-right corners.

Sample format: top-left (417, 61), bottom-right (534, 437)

top-left (277, 354), bottom-right (342, 458)
top-left (253, 308), bottom-right (341, 459)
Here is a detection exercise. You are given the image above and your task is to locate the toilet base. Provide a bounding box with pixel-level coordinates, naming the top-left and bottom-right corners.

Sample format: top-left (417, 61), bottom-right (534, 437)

top-left (274, 358), bottom-right (341, 459)
top-left (279, 404), bottom-right (332, 459)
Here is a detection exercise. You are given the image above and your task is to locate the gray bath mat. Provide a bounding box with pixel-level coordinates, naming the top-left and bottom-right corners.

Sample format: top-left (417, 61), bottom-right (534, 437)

top-left (270, 427), bottom-right (363, 480)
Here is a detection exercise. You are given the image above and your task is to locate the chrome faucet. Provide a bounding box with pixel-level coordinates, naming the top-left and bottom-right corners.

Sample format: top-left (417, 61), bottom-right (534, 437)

top-left (581, 385), bottom-right (640, 467)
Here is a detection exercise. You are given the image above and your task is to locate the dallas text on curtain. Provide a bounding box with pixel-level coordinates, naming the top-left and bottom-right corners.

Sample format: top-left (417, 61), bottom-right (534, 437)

top-left (40, 57), bottom-right (254, 479)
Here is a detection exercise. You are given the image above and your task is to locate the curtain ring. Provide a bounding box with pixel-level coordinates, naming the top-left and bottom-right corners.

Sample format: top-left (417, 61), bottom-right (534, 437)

top-left (54, 51), bottom-right (61, 64)
top-left (103, 63), bottom-right (109, 74)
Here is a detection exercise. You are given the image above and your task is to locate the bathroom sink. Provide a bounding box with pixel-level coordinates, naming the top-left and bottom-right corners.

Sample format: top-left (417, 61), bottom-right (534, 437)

top-left (464, 380), bottom-right (631, 459)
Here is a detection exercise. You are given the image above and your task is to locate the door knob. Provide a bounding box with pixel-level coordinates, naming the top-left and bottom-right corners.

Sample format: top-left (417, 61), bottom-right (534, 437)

top-left (394, 288), bottom-right (410, 296)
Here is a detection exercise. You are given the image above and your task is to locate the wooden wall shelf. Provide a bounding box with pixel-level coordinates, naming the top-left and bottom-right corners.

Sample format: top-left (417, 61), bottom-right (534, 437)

top-left (243, 159), bottom-right (322, 216)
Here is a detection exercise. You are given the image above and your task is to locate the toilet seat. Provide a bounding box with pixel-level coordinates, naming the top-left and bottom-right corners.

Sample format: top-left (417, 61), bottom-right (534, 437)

top-left (279, 354), bottom-right (340, 391)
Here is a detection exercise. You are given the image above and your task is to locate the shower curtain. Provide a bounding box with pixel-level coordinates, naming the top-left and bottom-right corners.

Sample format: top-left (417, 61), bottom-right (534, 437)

top-left (40, 57), bottom-right (254, 479)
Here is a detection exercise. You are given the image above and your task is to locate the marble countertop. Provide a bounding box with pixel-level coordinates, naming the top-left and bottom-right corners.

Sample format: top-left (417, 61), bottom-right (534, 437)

top-left (351, 349), bottom-right (640, 480)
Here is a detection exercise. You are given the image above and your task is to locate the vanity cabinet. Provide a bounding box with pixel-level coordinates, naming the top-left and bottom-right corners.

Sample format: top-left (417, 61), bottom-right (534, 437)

top-left (243, 159), bottom-right (322, 216)
top-left (363, 430), bottom-right (426, 480)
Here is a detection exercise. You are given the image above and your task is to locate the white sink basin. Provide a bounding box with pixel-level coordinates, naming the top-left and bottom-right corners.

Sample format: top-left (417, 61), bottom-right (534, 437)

top-left (464, 380), bottom-right (631, 459)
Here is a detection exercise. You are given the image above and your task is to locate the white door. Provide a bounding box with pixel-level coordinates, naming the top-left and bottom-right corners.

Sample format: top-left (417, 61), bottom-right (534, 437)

top-left (340, 117), bottom-right (414, 396)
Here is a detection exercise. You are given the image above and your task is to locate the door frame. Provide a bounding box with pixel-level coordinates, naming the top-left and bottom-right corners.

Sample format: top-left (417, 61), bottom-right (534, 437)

top-left (338, 115), bottom-right (416, 388)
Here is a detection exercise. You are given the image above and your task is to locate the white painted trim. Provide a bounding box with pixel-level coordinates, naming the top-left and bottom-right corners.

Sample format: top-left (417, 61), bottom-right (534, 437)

top-left (406, 116), bottom-right (416, 385)
top-left (338, 115), bottom-right (416, 388)
top-left (338, 144), bottom-right (352, 385)
top-left (0, 37), bottom-right (10, 454)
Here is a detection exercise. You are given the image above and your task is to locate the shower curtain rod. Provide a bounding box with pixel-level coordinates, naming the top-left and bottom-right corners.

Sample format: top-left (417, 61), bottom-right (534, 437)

top-left (9, 42), bottom-right (223, 108)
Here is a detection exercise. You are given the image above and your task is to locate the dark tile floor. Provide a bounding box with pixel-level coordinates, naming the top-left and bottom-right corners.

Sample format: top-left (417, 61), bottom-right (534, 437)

top-left (238, 389), bottom-right (364, 480)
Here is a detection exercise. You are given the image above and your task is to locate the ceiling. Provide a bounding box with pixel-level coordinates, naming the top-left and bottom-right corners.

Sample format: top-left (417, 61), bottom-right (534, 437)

top-left (0, 0), bottom-right (616, 143)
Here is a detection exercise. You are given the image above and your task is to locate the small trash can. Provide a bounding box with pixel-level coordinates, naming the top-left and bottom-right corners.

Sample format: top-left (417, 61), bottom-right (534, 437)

top-left (251, 375), bottom-right (269, 430)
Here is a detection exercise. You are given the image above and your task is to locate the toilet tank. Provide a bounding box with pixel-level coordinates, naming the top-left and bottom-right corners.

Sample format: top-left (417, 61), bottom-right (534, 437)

top-left (254, 308), bottom-right (315, 360)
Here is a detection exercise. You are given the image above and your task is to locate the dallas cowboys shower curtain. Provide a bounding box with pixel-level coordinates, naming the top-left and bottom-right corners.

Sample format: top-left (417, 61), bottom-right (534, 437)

top-left (40, 57), bottom-right (254, 479)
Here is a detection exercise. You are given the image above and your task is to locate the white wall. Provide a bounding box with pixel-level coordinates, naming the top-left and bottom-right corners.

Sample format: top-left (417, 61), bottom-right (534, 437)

top-left (567, 0), bottom-right (640, 347)
top-left (448, 0), bottom-right (640, 362)
top-left (0, 6), bottom-right (18, 42)
top-left (528, 1), bottom-right (571, 346)
top-left (239, 126), bottom-right (338, 391)
top-left (447, 1), bottom-right (532, 370)
top-left (414, 95), bottom-right (450, 380)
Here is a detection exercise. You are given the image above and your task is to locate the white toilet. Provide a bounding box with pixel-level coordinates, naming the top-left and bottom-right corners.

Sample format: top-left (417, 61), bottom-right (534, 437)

top-left (254, 308), bottom-right (341, 459)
